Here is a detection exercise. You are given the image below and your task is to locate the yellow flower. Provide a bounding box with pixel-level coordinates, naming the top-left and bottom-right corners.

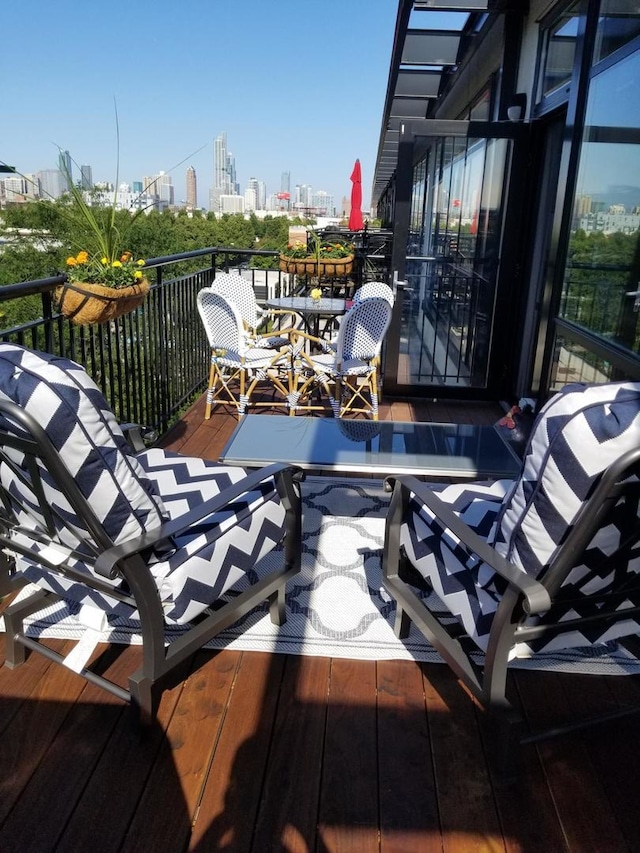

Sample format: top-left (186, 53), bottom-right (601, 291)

top-left (137, 259), bottom-right (145, 266)
top-left (134, 270), bottom-right (143, 280)
top-left (310, 287), bottom-right (322, 300)
top-left (66, 257), bottom-right (78, 267)
top-left (111, 260), bottom-right (123, 268)
top-left (101, 257), bottom-right (108, 265)
top-left (76, 251), bottom-right (89, 263)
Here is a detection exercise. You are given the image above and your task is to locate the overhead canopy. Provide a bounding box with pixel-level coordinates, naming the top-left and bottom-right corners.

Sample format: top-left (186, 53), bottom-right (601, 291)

top-left (372, 0), bottom-right (509, 208)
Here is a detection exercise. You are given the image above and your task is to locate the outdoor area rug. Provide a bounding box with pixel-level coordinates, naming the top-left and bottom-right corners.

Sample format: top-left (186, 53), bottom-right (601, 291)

top-left (2, 476), bottom-right (640, 676)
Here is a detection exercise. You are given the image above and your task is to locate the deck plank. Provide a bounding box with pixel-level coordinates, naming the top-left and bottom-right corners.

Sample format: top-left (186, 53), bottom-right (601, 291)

top-left (377, 658), bottom-right (441, 853)
top-left (515, 670), bottom-right (629, 853)
top-left (120, 649), bottom-right (241, 852)
top-left (188, 651), bottom-right (287, 851)
top-left (317, 658), bottom-right (379, 852)
top-left (423, 664), bottom-right (506, 853)
top-left (251, 655), bottom-right (331, 853)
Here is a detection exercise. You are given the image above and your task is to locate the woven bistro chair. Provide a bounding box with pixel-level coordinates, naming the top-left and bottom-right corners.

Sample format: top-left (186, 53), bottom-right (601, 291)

top-left (0, 344), bottom-right (302, 727)
top-left (197, 289), bottom-right (295, 419)
top-left (289, 296), bottom-right (392, 419)
top-left (211, 271), bottom-right (299, 348)
top-left (382, 380), bottom-right (640, 778)
top-left (352, 280), bottom-right (395, 306)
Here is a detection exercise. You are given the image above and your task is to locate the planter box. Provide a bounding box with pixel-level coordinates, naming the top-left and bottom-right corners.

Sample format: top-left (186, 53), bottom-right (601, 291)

top-left (279, 254), bottom-right (354, 278)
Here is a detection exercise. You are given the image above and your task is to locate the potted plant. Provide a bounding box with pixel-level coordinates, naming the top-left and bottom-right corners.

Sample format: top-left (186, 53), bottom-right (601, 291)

top-left (53, 155), bottom-right (150, 324)
top-left (279, 232), bottom-right (354, 278)
top-left (58, 248), bottom-right (149, 325)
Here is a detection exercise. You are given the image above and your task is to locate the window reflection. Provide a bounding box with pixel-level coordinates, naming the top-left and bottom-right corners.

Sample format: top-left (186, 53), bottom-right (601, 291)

top-left (594, 0), bottom-right (640, 65)
top-left (541, 1), bottom-right (580, 99)
top-left (558, 46), bottom-right (640, 368)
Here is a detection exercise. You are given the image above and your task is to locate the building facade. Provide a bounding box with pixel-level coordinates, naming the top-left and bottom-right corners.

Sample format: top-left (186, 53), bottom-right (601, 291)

top-left (186, 166), bottom-right (197, 210)
top-left (373, 0), bottom-right (640, 408)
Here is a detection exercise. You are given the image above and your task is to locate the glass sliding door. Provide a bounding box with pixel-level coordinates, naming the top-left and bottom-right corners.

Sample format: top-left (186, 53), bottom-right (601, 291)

top-left (395, 129), bottom-right (512, 393)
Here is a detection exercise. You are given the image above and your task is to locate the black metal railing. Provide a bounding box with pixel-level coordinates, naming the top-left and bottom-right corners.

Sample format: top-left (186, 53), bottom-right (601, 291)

top-left (0, 245), bottom-right (391, 437)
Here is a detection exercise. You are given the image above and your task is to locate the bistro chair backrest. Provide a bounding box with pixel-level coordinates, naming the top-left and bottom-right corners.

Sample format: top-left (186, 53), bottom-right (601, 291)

top-left (334, 296), bottom-right (392, 363)
top-left (212, 272), bottom-right (260, 330)
top-left (197, 289), bottom-right (246, 354)
top-left (353, 281), bottom-right (395, 306)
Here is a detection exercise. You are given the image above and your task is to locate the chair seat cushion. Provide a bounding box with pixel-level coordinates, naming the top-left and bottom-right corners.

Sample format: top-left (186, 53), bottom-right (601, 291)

top-left (401, 480), bottom-right (511, 651)
top-left (10, 450), bottom-right (287, 626)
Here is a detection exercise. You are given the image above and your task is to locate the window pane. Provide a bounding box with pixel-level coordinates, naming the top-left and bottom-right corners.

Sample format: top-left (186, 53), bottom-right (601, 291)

top-left (558, 48), bottom-right (640, 363)
top-left (550, 336), bottom-right (620, 391)
top-left (541, 2), bottom-right (580, 98)
top-left (594, 0), bottom-right (640, 64)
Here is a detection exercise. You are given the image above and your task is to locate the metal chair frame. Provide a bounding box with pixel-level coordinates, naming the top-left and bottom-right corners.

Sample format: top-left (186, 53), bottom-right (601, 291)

top-left (382, 447), bottom-right (640, 778)
top-left (0, 399), bottom-right (303, 728)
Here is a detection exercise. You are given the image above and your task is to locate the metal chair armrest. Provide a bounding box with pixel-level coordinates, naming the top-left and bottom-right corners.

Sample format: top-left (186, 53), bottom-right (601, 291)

top-left (385, 475), bottom-right (551, 615)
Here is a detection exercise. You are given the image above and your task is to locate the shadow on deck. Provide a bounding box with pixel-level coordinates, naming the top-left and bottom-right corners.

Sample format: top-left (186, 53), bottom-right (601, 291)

top-left (2, 397), bottom-right (640, 852)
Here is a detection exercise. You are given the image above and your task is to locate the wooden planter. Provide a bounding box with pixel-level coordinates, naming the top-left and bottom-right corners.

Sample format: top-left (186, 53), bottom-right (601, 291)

top-left (55, 279), bottom-right (150, 325)
top-left (279, 254), bottom-right (354, 278)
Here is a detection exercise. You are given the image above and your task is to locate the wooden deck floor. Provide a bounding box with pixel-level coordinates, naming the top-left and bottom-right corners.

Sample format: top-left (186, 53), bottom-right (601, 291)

top-left (2, 397), bottom-right (640, 852)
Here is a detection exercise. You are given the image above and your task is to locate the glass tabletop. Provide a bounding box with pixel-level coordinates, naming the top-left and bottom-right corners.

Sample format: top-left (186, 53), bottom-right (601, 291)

top-left (220, 415), bottom-right (522, 478)
top-left (266, 296), bottom-right (347, 315)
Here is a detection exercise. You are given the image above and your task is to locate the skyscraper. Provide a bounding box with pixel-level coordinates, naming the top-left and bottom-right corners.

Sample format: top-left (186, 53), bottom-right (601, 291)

top-left (58, 150), bottom-right (72, 191)
top-left (212, 132), bottom-right (239, 212)
top-left (186, 166), bottom-right (197, 209)
top-left (80, 165), bottom-right (93, 190)
top-left (214, 134), bottom-right (232, 189)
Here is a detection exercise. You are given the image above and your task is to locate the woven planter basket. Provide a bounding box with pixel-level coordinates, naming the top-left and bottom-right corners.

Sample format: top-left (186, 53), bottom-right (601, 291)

top-left (55, 279), bottom-right (150, 325)
top-left (279, 254), bottom-right (354, 278)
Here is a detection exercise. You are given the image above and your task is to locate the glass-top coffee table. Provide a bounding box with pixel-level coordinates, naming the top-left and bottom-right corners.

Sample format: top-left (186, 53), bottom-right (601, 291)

top-left (219, 415), bottom-right (522, 479)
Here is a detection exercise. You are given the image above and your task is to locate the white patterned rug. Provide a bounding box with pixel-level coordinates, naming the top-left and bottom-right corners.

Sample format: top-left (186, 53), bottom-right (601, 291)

top-left (3, 477), bottom-right (640, 675)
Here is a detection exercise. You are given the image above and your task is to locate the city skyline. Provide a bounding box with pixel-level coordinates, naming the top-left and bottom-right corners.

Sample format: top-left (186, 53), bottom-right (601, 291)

top-left (2, 0), bottom-right (397, 211)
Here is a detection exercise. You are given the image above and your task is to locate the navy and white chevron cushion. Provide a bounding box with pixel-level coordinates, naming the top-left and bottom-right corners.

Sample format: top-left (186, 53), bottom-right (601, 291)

top-left (13, 450), bottom-right (285, 625)
top-left (0, 344), bottom-right (167, 548)
top-left (400, 480), bottom-right (511, 649)
top-left (400, 382), bottom-right (640, 654)
top-left (0, 344), bottom-right (287, 626)
top-left (493, 381), bottom-right (640, 577)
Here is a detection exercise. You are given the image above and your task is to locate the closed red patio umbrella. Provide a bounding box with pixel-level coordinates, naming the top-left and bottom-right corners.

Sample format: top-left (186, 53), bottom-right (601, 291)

top-left (348, 159), bottom-right (364, 231)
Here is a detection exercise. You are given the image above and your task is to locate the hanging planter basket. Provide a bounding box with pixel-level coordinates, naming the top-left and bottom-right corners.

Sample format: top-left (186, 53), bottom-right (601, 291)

top-left (279, 254), bottom-right (354, 278)
top-left (55, 279), bottom-right (150, 325)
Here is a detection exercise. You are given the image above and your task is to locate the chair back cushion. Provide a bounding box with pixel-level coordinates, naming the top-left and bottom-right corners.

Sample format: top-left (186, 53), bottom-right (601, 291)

top-left (336, 296), bottom-right (392, 362)
top-left (494, 381), bottom-right (640, 578)
top-left (0, 344), bottom-right (166, 548)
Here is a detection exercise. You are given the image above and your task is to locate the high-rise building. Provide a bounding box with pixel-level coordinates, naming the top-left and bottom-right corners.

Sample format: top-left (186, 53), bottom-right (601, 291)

top-left (38, 169), bottom-right (64, 200)
top-left (143, 172), bottom-right (174, 209)
top-left (281, 171), bottom-right (290, 194)
top-left (80, 165), bottom-right (93, 190)
top-left (212, 132), bottom-right (239, 212)
top-left (214, 133), bottom-right (229, 193)
top-left (58, 150), bottom-right (72, 191)
top-left (186, 166), bottom-right (197, 209)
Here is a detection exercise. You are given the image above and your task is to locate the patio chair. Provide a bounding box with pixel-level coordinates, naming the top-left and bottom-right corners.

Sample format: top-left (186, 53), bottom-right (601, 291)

top-left (289, 296), bottom-right (392, 419)
top-left (211, 271), bottom-right (298, 348)
top-left (0, 344), bottom-right (302, 727)
top-left (382, 380), bottom-right (640, 777)
top-left (352, 280), bottom-right (395, 306)
top-left (197, 289), bottom-right (294, 419)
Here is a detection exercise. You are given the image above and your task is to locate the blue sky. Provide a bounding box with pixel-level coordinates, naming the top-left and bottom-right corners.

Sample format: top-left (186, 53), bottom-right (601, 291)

top-left (3, 0), bottom-right (399, 211)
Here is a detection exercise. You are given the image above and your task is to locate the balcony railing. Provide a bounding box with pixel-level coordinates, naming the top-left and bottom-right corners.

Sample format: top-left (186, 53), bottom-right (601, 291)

top-left (0, 245), bottom-right (390, 438)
